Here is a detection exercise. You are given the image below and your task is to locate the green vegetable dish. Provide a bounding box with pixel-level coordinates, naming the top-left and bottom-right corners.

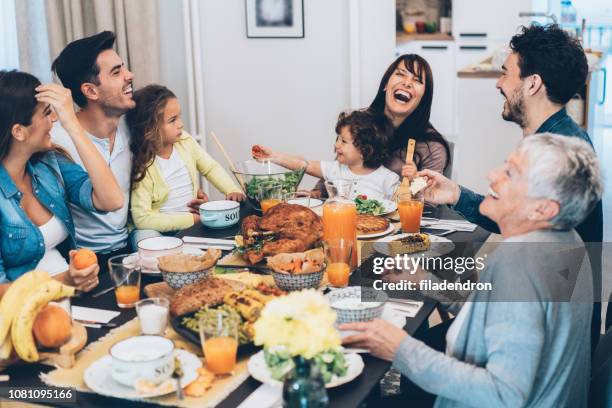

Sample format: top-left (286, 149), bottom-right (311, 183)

top-left (245, 169), bottom-right (304, 199)
top-left (181, 304), bottom-right (251, 345)
top-left (263, 348), bottom-right (348, 384)
top-left (354, 195), bottom-right (386, 215)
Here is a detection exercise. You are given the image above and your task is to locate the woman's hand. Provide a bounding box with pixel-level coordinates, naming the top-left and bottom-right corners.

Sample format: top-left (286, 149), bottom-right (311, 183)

top-left (68, 250), bottom-right (100, 292)
top-left (34, 84), bottom-right (79, 132)
top-left (226, 192), bottom-right (246, 202)
top-left (340, 319), bottom-right (407, 361)
top-left (251, 145), bottom-right (275, 161)
top-left (400, 161), bottom-right (418, 180)
top-left (416, 169), bottom-right (461, 206)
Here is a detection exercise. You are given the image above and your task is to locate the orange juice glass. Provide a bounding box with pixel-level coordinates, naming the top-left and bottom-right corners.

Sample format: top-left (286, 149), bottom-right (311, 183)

top-left (257, 181), bottom-right (283, 213)
top-left (397, 193), bottom-right (424, 233)
top-left (199, 311), bottom-right (238, 375)
top-left (260, 198), bottom-right (281, 213)
top-left (323, 180), bottom-right (358, 267)
top-left (324, 238), bottom-right (353, 288)
top-left (108, 254), bottom-right (141, 308)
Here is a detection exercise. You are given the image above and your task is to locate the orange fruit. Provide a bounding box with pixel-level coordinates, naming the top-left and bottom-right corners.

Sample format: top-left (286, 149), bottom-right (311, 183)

top-left (33, 304), bottom-right (72, 348)
top-left (73, 248), bottom-right (97, 269)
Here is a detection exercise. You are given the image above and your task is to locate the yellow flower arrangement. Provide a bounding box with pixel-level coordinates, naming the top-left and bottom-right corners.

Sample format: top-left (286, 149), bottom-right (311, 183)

top-left (253, 289), bottom-right (341, 359)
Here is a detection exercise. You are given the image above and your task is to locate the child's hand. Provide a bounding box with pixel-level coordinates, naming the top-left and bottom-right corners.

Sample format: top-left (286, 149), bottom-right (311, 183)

top-left (400, 161), bottom-right (418, 180)
top-left (252, 145), bottom-right (274, 161)
top-left (226, 192), bottom-right (246, 202)
top-left (187, 189), bottom-right (208, 214)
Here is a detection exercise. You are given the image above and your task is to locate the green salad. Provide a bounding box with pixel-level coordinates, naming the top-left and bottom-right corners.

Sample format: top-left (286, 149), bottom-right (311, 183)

top-left (245, 169), bottom-right (303, 199)
top-left (354, 195), bottom-right (386, 215)
top-left (182, 304), bottom-right (251, 345)
top-left (263, 348), bottom-right (347, 383)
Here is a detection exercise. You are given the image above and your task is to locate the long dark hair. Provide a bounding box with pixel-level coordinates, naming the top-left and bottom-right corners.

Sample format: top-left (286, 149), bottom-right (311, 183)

top-left (0, 70), bottom-right (41, 161)
top-left (126, 84), bottom-right (176, 186)
top-left (369, 54), bottom-right (450, 169)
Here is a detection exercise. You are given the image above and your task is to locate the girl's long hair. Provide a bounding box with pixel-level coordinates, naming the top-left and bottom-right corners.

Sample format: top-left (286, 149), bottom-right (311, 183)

top-left (126, 85), bottom-right (176, 187)
top-left (368, 54), bottom-right (450, 169)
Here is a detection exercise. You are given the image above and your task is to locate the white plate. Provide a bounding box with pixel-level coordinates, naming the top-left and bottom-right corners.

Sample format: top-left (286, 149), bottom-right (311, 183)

top-left (141, 246), bottom-right (204, 275)
top-left (248, 351), bottom-right (364, 389)
top-left (372, 233), bottom-right (455, 258)
top-left (83, 349), bottom-right (201, 400)
top-left (286, 198), bottom-right (324, 208)
top-left (357, 223), bottom-right (396, 240)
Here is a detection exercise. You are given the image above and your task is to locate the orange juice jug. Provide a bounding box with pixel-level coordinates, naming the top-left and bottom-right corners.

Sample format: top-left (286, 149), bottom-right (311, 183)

top-left (323, 180), bottom-right (357, 268)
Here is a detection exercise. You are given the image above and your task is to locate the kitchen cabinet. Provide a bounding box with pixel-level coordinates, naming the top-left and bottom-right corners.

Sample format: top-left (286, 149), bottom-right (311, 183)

top-left (396, 40), bottom-right (456, 139)
top-left (452, 0), bottom-right (534, 41)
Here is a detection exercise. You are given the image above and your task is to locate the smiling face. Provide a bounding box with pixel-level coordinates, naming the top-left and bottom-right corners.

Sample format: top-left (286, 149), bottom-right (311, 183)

top-left (496, 52), bottom-right (527, 127)
top-left (383, 60), bottom-right (426, 123)
top-left (90, 49), bottom-right (135, 115)
top-left (18, 102), bottom-right (57, 154)
top-left (334, 126), bottom-right (363, 167)
top-left (159, 98), bottom-right (183, 146)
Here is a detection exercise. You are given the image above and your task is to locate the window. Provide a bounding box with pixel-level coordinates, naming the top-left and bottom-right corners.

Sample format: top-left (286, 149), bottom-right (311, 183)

top-left (0, 0), bottom-right (19, 70)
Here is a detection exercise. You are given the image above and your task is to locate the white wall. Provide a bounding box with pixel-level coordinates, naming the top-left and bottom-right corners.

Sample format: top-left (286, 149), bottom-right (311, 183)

top-left (197, 0), bottom-right (395, 199)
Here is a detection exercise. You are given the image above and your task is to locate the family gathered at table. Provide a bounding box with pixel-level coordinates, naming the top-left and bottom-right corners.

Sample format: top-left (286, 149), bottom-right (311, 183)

top-left (0, 23), bottom-right (608, 407)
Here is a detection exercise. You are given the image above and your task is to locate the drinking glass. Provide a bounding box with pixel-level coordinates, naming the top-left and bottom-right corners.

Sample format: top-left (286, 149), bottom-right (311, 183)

top-left (397, 192), bottom-right (424, 233)
top-left (198, 311), bottom-right (239, 375)
top-left (136, 297), bottom-right (169, 335)
top-left (108, 254), bottom-right (141, 308)
top-left (284, 190), bottom-right (311, 208)
top-left (257, 181), bottom-right (283, 213)
top-left (324, 238), bottom-right (353, 288)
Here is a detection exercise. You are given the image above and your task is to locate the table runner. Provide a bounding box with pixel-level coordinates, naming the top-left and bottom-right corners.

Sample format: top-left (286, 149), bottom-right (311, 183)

top-left (41, 318), bottom-right (251, 408)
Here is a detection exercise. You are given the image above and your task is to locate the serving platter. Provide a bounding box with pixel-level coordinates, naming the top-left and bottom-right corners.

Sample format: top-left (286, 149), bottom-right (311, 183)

top-left (357, 223), bottom-right (396, 240)
top-left (373, 233), bottom-right (455, 258)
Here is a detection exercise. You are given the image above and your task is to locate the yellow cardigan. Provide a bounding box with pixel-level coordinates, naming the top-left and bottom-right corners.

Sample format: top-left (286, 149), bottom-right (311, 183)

top-left (130, 133), bottom-right (241, 232)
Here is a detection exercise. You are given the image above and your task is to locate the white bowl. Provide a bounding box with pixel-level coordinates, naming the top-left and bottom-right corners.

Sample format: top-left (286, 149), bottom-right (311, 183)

top-left (109, 336), bottom-right (175, 388)
top-left (137, 237), bottom-right (184, 267)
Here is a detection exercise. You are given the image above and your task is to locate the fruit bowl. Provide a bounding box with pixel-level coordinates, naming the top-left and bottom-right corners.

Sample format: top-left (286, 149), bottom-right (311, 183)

top-left (232, 160), bottom-right (306, 211)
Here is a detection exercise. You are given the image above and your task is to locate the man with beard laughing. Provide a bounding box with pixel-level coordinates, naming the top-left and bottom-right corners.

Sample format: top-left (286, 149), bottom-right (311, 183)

top-left (417, 24), bottom-right (605, 351)
top-left (50, 31), bottom-right (135, 267)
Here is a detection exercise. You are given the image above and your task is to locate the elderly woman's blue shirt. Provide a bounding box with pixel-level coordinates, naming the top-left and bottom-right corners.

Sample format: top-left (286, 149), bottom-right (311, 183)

top-left (0, 152), bottom-right (95, 282)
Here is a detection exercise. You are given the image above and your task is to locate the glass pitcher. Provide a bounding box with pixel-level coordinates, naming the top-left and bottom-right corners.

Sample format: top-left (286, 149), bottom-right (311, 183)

top-left (323, 180), bottom-right (357, 268)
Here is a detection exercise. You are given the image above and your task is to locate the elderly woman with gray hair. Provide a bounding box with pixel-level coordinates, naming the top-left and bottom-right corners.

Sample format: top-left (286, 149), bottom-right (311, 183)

top-left (342, 133), bottom-right (602, 407)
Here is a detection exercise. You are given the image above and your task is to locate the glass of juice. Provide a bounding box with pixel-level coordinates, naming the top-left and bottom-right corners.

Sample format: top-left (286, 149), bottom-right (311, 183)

top-left (397, 192), bottom-right (424, 233)
top-left (324, 238), bottom-right (353, 288)
top-left (257, 181), bottom-right (283, 213)
top-left (199, 311), bottom-right (239, 375)
top-left (108, 254), bottom-right (141, 308)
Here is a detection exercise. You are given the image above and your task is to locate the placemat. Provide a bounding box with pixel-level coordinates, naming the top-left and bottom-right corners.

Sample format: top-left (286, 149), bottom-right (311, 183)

top-left (40, 318), bottom-right (251, 408)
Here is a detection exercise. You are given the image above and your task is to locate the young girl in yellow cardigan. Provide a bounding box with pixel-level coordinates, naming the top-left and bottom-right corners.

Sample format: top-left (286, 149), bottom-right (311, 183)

top-left (126, 85), bottom-right (244, 249)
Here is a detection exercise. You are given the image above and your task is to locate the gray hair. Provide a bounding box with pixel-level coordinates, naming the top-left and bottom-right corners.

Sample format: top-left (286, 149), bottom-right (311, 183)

top-left (517, 133), bottom-right (603, 230)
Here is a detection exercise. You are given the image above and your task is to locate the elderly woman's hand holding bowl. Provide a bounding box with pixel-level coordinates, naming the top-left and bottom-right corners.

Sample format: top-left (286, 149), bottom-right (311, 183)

top-left (342, 133), bottom-right (602, 407)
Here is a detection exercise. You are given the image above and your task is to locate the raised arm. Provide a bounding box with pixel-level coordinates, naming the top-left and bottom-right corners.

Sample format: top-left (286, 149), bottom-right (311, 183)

top-left (251, 145), bottom-right (323, 178)
top-left (35, 84), bottom-right (123, 211)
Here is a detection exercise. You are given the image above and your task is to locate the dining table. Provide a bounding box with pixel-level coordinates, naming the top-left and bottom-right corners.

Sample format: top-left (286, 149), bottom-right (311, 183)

top-left (0, 203), bottom-right (491, 408)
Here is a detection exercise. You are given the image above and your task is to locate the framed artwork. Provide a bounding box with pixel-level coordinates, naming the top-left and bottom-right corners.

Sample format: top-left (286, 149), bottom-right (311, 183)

top-left (245, 0), bottom-right (304, 38)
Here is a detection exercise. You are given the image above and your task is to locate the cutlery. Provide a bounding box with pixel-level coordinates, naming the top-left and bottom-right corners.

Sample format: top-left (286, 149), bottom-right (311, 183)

top-left (182, 236), bottom-right (235, 245)
top-left (217, 264), bottom-right (272, 274)
top-left (91, 286), bottom-right (116, 298)
top-left (75, 319), bottom-right (117, 328)
top-left (172, 356), bottom-right (184, 400)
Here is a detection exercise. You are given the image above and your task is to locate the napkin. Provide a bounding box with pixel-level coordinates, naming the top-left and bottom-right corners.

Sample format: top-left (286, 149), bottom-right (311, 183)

top-left (237, 383), bottom-right (282, 408)
top-left (71, 306), bottom-right (120, 324)
top-left (420, 218), bottom-right (477, 232)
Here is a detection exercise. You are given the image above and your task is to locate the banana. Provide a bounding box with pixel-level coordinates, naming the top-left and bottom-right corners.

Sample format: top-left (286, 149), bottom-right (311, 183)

top-left (11, 280), bottom-right (75, 362)
top-left (0, 270), bottom-right (51, 345)
top-left (0, 336), bottom-right (12, 360)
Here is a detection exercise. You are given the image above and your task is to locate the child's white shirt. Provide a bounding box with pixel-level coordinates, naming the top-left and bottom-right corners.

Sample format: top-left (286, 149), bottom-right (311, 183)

top-left (155, 148), bottom-right (194, 213)
top-left (319, 161), bottom-right (399, 200)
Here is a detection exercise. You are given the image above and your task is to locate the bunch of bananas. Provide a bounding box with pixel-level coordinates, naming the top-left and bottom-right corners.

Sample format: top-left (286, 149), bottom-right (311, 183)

top-left (0, 270), bottom-right (75, 362)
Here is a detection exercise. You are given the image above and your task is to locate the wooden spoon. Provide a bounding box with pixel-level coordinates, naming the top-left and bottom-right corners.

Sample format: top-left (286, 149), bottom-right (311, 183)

top-left (393, 138), bottom-right (416, 199)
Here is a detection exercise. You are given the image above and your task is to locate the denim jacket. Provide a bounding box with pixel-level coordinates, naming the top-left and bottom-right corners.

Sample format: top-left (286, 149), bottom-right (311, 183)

top-left (0, 152), bottom-right (96, 282)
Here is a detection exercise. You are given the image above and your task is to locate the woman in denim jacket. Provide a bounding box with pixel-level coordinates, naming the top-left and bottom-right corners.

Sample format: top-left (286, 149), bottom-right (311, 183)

top-left (0, 71), bottom-right (123, 292)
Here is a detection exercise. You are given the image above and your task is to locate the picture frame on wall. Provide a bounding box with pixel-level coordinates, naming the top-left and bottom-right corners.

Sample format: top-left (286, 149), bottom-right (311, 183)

top-left (245, 0), bottom-right (304, 38)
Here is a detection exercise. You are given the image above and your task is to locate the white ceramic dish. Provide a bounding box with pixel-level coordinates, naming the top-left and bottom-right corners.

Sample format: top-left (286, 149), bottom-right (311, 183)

top-left (372, 233), bottom-right (455, 258)
top-left (248, 351), bottom-right (364, 388)
top-left (109, 336), bottom-right (174, 387)
top-left (356, 199), bottom-right (397, 216)
top-left (286, 198), bottom-right (324, 208)
top-left (84, 349), bottom-right (201, 400)
top-left (140, 246), bottom-right (203, 275)
top-left (357, 223), bottom-right (396, 240)
top-left (137, 236), bottom-right (184, 257)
